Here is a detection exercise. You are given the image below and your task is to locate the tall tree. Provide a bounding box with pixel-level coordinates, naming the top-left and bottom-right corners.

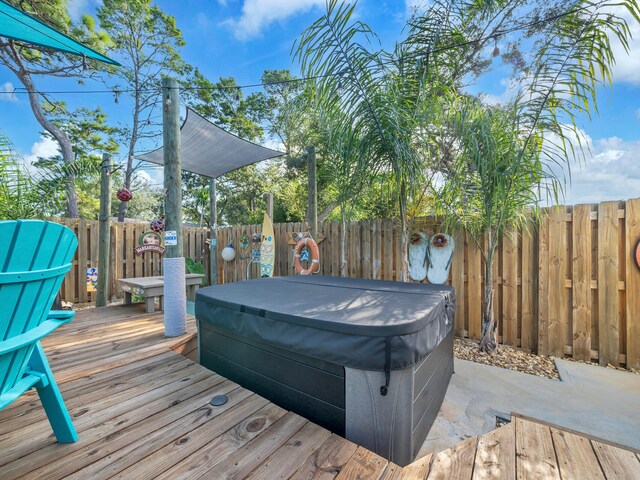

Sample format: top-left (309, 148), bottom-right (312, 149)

top-left (431, 0), bottom-right (640, 353)
top-left (0, 1), bottom-right (111, 217)
top-left (98, 0), bottom-right (188, 221)
top-left (33, 106), bottom-right (119, 218)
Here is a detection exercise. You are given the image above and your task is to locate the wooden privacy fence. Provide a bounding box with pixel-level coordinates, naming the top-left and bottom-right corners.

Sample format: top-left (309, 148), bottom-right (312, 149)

top-left (53, 196), bottom-right (640, 369)
top-left (54, 219), bottom-right (210, 305)
top-left (217, 198), bottom-right (640, 370)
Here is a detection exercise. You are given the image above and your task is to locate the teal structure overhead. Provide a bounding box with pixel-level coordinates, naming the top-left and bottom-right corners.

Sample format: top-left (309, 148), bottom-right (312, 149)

top-left (0, 0), bottom-right (119, 66)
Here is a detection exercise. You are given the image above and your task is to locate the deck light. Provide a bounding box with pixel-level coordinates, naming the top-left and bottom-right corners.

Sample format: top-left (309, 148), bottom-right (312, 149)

top-left (210, 395), bottom-right (228, 406)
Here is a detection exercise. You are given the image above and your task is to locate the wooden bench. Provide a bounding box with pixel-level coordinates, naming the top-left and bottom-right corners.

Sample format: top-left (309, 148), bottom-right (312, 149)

top-left (118, 274), bottom-right (205, 313)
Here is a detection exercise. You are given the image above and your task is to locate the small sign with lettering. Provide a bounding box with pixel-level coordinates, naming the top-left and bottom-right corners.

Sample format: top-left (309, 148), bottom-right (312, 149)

top-left (164, 230), bottom-right (178, 246)
top-left (134, 231), bottom-right (165, 255)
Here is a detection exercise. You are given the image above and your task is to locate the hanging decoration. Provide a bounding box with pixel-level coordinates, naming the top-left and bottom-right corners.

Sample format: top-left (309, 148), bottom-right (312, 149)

top-left (150, 215), bottom-right (165, 233)
top-left (221, 243), bottom-right (236, 262)
top-left (117, 188), bottom-right (133, 202)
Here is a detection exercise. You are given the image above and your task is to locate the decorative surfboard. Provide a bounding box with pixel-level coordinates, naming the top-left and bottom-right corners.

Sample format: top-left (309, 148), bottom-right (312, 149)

top-left (260, 213), bottom-right (275, 278)
top-left (408, 231), bottom-right (428, 282)
top-left (426, 233), bottom-right (455, 284)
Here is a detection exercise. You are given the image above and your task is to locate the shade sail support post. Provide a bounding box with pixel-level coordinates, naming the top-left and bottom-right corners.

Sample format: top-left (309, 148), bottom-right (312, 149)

top-left (162, 77), bottom-right (186, 337)
top-left (307, 146), bottom-right (317, 240)
top-left (210, 177), bottom-right (218, 286)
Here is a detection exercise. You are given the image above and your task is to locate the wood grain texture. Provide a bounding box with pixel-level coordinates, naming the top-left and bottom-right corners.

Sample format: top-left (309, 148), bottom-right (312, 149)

top-left (538, 211), bottom-right (550, 355)
top-left (451, 229), bottom-right (466, 336)
top-left (592, 441), bottom-right (640, 480)
top-left (573, 204), bottom-right (593, 361)
top-left (547, 206), bottom-right (568, 357)
top-left (598, 201), bottom-right (620, 366)
top-left (472, 421), bottom-right (515, 480)
top-left (334, 447), bottom-right (389, 480)
top-left (551, 428), bottom-right (605, 480)
top-left (515, 417), bottom-right (561, 480)
top-left (289, 434), bottom-right (359, 480)
top-left (467, 235), bottom-right (483, 340)
top-left (625, 198), bottom-right (640, 369)
top-left (521, 219), bottom-right (536, 351)
top-left (502, 229), bottom-right (518, 347)
top-left (427, 436), bottom-right (477, 480)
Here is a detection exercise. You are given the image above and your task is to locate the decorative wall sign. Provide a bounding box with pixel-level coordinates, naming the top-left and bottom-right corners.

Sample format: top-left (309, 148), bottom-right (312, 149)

top-left (134, 231), bottom-right (165, 255)
top-left (86, 267), bottom-right (98, 292)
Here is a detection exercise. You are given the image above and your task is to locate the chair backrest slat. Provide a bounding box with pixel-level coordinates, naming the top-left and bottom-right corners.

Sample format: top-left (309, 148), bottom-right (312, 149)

top-left (0, 220), bottom-right (77, 395)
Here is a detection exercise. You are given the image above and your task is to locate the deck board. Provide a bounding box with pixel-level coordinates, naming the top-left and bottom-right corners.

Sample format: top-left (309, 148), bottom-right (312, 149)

top-left (1, 305), bottom-right (637, 479)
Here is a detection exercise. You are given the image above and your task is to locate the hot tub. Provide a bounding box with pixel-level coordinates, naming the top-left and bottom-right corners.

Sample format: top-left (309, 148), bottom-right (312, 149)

top-left (195, 275), bottom-right (455, 466)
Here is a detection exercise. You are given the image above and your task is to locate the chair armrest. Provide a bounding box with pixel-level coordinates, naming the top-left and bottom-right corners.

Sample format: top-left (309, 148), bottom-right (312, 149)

top-left (47, 310), bottom-right (75, 323)
top-left (0, 317), bottom-right (69, 356)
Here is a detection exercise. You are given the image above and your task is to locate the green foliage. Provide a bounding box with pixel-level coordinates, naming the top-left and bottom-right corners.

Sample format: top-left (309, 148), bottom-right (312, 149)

top-left (185, 257), bottom-right (205, 285)
top-left (437, 98), bottom-right (545, 240)
top-left (32, 105), bottom-right (119, 218)
top-left (0, 132), bottom-right (101, 219)
top-left (98, 0), bottom-right (188, 221)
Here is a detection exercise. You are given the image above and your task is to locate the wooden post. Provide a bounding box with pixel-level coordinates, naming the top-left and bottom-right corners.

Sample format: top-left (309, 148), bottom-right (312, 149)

top-left (96, 153), bottom-right (112, 307)
top-left (307, 145), bottom-right (317, 239)
top-left (163, 77), bottom-right (183, 258)
top-left (266, 192), bottom-right (274, 220)
top-left (210, 177), bottom-right (218, 285)
top-left (162, 76), bottom-right (186, 337)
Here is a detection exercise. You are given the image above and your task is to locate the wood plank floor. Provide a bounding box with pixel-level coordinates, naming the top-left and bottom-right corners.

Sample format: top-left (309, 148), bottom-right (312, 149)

top-left (1, 305), bottom-right (637, 479)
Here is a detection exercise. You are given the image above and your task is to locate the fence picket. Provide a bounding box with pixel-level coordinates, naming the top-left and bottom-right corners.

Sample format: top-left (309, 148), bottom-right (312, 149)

top-left (598, 201), bottom-right (620, 366)
top-left (626, 198), bottom-right (640, 369)
top-left (572, 204), bottom-right (592, 361)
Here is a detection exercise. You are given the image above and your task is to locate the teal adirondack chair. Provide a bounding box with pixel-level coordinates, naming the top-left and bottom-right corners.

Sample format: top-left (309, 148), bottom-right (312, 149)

top-left (0, 220), bottom-right (79, 443)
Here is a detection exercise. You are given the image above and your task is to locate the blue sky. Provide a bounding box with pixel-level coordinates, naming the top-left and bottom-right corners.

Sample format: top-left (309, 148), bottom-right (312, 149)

top-left (1, 0), bottom-right (639, 204)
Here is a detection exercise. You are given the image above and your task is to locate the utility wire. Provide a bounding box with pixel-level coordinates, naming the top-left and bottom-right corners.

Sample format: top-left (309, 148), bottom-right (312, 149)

top-left (0, 3), bottom-right (597, 97)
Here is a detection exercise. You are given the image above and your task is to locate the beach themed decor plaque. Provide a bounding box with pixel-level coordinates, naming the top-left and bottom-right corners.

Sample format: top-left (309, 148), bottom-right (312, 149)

top-left (134, 231), bottom-right (165, 255)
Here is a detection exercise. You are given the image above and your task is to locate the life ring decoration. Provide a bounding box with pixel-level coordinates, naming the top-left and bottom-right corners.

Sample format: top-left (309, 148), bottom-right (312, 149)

top-left (636, 239), bottom-right (640, 270)
top-left (294, 237), bottom-right (320, 275)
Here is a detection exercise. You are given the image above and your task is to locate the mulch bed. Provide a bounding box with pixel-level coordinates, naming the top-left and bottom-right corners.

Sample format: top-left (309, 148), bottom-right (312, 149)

top-left (454, 338), bottom-right (560, 380)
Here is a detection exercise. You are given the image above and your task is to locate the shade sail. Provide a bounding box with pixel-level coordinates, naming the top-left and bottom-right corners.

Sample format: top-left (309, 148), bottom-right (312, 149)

top-left (0, 0), bottom-right (119, 66)
top-left (137, 107), bottom-right (285, 178)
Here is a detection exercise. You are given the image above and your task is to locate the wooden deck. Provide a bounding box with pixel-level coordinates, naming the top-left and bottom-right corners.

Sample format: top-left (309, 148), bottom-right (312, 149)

top-left (1, 305), bottom-right (638, 479)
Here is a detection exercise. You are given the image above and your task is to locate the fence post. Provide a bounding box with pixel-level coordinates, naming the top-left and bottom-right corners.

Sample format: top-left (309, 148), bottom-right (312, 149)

top-left (96, 153), bottom-right (112, 307)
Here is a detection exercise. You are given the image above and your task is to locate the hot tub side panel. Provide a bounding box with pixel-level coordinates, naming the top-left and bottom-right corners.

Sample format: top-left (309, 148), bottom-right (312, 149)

top-left (198, 319), bottom-right (346, 434)
top-left (344, 328), bottom-right (454, 467)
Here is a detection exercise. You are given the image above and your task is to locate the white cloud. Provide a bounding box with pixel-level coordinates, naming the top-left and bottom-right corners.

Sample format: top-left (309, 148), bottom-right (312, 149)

top-left (562, 135), bottom-right (640, 204)
top-left (604, 6), bottom-right (640, 85)
top-left (262, 138), bottom-right (284, 151)
top-left (24, 136), bottom-right (59, 166)
top-left (481, 77), bottom-right (521, 106)
top-left (196, 12), bottom-right (212, 31)
top-left (0, 82), bottom-right (17, 102)
top-left (224, 0), bottom-right (324, 40)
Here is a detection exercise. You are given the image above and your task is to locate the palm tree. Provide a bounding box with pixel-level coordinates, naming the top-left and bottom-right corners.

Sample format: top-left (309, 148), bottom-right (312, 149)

top-left (0, 133), bottom-right (100, 220)
top-left (294, 0), bottom-right (430, 281)
top-left (434, 0), bottom-right (640, 353)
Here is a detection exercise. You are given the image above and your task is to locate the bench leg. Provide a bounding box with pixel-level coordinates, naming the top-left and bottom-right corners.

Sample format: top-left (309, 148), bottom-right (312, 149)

top-left (124, 291), bottom-right (132, 305)
top-left (187, 285), bottom-right (199, 301)
top-left (159, 295), bottom-right (164, 311)
top-left (145, 296), bottom-right (155, 314)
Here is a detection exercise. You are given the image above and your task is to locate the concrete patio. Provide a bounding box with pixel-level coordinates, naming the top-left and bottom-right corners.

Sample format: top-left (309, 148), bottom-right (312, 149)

top-left (419, 357), bottom-right (640, 457)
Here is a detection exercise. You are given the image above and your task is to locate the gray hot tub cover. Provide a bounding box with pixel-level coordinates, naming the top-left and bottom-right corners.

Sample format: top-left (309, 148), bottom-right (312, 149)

top-left (195, 275), bottom-right (455, 371)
